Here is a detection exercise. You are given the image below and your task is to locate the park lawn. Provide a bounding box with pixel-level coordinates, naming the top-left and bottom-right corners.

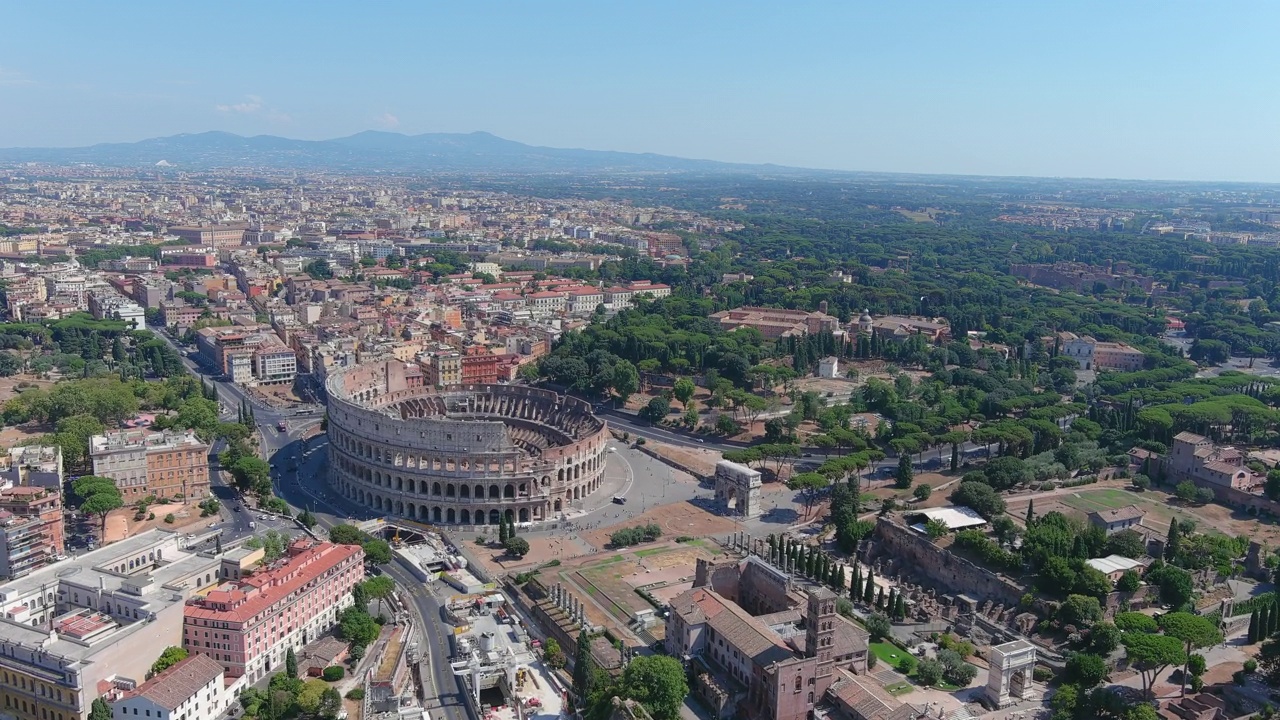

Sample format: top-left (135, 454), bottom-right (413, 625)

top-left (870, 642), bottom-right (907, 665)
top-left (634, 547), bottom-right (669, 558)
top-left (870, 642), bottom-right (970, 691)
top-left (884, 682), bottom-right (914, 696)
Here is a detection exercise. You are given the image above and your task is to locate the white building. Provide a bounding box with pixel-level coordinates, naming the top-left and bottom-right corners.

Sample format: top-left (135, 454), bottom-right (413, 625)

top-left (817, 356), bottom-right (839, 378)
top-left (111, 654), bottom-right (230, 720)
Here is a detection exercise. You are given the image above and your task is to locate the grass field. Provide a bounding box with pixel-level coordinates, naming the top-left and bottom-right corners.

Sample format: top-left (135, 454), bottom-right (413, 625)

top-left (1052, 487), bottom-right (1221, 535)
top-left (635, 547), bottom-right (667, 557)
top-left (884, 681), bottom-right (914, 696)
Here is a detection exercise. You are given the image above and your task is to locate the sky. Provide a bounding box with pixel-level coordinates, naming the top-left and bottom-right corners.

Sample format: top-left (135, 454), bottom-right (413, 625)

top-left (2, 1), bottom-right (1279, 182)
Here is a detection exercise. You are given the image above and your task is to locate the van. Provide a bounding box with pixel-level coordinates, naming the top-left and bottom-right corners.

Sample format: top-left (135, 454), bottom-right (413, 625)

top-left (249, 521), bottom-right (257, 529)
top-left (612, 496), bottom-right (626, 505)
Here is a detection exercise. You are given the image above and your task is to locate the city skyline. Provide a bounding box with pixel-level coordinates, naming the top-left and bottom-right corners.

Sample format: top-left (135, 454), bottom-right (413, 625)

top-left (2, 2), bottom-right (1278, 182)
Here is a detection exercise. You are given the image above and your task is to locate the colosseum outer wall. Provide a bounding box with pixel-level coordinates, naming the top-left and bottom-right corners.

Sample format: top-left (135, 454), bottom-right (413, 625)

top-left (325, 361), bottom-right (610, 526)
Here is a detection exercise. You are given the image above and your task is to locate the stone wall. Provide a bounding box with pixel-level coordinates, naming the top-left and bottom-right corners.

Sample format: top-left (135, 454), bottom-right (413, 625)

top-left (871, 516), bottom-right (1025, 607)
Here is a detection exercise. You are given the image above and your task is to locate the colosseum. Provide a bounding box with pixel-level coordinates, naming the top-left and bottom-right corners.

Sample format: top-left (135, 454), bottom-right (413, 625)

top-left (326, 360), bottom-right (611, 526)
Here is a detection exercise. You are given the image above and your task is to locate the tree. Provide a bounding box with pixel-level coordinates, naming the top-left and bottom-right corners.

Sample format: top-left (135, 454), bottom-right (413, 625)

top-left (924, 518), bottom-right (948, 540)
top-left (362, 576), bottom-right (396, 616)
top-left (1174, 481), bottom-right (1198, 503)
top-left (362, 538), bottom-right (392, 565)
top-left (1057, 594), bottom-right (1102, 627)
top-left (286, 647), bottom-right (299, 678)
top-left (1091, 621), bottom-right (1122, 654)
top-left (76, 476), bottom-right (123, 537)
top-left (1124, 633), bottom-right (1187, 698)
top-left (611, 360), bottom-right (640, 404)
top-left (913, 483), bottom-right (932, 501)
top-left (949, 481), bottom-right (1006, 519)
top-left (304, 259), bottom-right (334, 280)
top-left (329, 524), bottom-right (364, 545)
top-left (1165, 518), bottom-right (1182, 561)
top-left (1106, 529), bottom-right (1147, 559)
top-left (90, 698), bottom-right (112, 720)
top-left (148, 646), bottom-right (189, 679)
top-left (864, 613), bottom-right (891, 642)
top-left (1065, 653), bottom-right (1108, 688)
top-left (338, 606), bottom-right (379, 650)
top-left (982, 456), bottom-right (1030, 490)
top-left (1114, 612), bottom-right (1159, 633)
top-left (1250, 608), bottom-right (1261, 644)
top-left (787, 472), bottom-right (829, 518)
top-left (640, 396), bottom-right (671, 423)
top-left (1147, 564), bottom-right (1194, 608)
top-left (499, 515), bottom-right (511, 545)
top-left (894, 454), bottom-right (914, 489)
top-left (915, 658), bottom-right (944, 687)
top-left (573, 629), bottom-right (593, 704)
top-left (616, 655), bottom-right (689, 720)
top-left (544, 638), bottom-right (567, 669)
top-left (673, 377), bottom-right (696, 409)
top-left (505, 536), bottom-right (530, 557)
top-left (1159, 612), bottom-right (1222, 696)
top-left (1117, 571), bottom-right (1141, 592)
top-left (863, 571), bottom-right (876, 605)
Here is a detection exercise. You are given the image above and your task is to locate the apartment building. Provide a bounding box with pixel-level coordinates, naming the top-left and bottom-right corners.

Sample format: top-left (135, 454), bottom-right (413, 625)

top-left (252, 343), bottom-right (297, 385)
top-left (159, 302), bottom-right (204, 330)
top-left (182, 539), bottom-right (363, 682)
top-left (461, 347), bottom-right (501, 386)
top-left (110, 654), bottom-right (229, 720)
top-left (0, 446), bottom-right (63, 490)
top-left (90, 430), bottom-right (210, 500)
top-left (0, 486), bottom-right (64, 578)
top-left (423, 349), bottom-right (462, 387)
top-left (87, 290), bottom-right (146, 329)
top-left (0, 530), bottom-right (222, 720)
top-left (168, 225), bottom-right (246, 249)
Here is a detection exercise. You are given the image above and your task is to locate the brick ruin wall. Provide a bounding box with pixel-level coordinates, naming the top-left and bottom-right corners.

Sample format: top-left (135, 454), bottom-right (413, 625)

top-left (872, 516), bottom-right (1025, 607)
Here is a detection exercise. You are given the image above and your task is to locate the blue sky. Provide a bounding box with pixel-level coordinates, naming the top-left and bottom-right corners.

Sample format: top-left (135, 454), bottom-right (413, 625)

top-left (2, 1), bottom-right (1278, 181)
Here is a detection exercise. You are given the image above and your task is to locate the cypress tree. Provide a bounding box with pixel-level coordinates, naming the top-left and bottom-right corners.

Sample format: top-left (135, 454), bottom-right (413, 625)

top-left (1165, 519), bottom-right (1181, 561)
top-left (886, 588), bottom-right (897, 616)
top-left (1026, 500), bottom-right (1035, 526)
top-left (286, 647), bottom-right (298, 678)
top-left (1260, 604), bottom-right (1271, 642)
top-left (1249, 608), bottom-right (1260, 644)
top-left (875, 586), bottom-right (885, 610)
top-left (572, 629), bottom-right (592, 704)
top-left (767, 535), bottom-right (777, 562)
top-left (864, 572), bottom-right (875, 604)
top-left (834, 565), bottom-right (846, 591)
top-left (896, 594), bottom-right (907, 620)
top-left (1271, 601), bottom-right (1280, 636)
top-left (851, 566), bottom-right (862, 600)
top-left (499, 516), bottom-right (510, 544)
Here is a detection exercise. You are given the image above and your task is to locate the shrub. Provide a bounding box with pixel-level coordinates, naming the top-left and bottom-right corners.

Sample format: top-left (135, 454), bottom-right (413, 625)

top-left (148, 512), bottom-right (155, 520)
top-left (1246, 659), bottom-right (1258, 674)
top-left (322, 666), bottom-right (344, 681)
top-left (609, 523), bottom-right (663, 547)
top-left (345, 688), bottom-right (364, 700)
top-left (1033, 666), bottom-right (1052, 682)
top-left (163, 513), bottom-right (175, 524)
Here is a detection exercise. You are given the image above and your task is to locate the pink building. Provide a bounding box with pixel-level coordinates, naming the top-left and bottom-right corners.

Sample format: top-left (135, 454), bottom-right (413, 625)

top-left (183, 539), bottom-right (364, 682)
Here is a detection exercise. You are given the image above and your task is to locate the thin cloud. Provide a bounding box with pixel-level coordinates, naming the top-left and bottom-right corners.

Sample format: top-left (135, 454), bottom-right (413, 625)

top-left (215, 94), bottom-right (263, 114)
top-left (377, 112), bottom-right (400, 129)
top-left (266, 109), bottom-right (293, 124)
top-left (0, 68), bottom-right (33, 86)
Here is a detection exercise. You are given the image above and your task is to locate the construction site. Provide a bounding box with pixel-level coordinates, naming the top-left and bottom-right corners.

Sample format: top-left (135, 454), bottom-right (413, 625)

top-left (445, 592), bottom-right (566, 720)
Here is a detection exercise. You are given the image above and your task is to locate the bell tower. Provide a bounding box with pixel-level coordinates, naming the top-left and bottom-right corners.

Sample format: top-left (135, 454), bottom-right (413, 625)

top-left (804, 587), bottom-right (837, 695)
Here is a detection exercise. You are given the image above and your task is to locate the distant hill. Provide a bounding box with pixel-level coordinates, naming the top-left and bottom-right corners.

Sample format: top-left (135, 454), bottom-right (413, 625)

top-left (0, 130), bottom-right (785, 173)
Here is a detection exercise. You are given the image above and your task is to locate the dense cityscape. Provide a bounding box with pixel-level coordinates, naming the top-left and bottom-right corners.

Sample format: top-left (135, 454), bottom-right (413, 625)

top-left (0, 158), bottom-right (1278, 720)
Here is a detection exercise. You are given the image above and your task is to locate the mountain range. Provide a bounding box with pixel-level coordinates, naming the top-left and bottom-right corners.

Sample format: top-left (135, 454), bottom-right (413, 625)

top-left (0, 130), bottom-right (789, 174)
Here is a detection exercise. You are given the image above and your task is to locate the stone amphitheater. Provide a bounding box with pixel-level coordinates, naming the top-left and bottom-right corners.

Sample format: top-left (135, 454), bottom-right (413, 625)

top-left (326, 360), bottom-right (611, 526)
